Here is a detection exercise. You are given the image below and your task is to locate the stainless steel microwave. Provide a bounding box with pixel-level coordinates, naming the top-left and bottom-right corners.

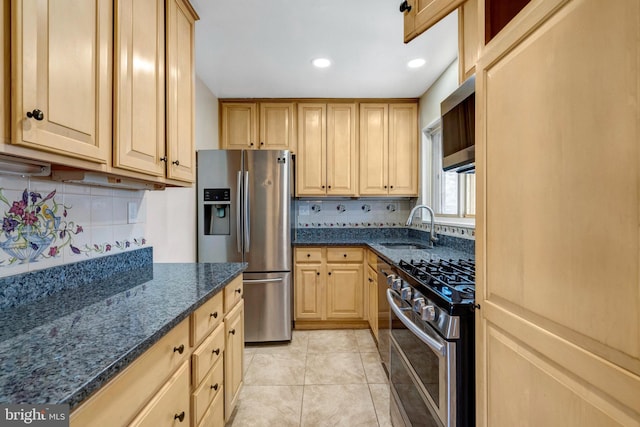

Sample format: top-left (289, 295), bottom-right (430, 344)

top-left (441, 75), bottom-right (475, 173)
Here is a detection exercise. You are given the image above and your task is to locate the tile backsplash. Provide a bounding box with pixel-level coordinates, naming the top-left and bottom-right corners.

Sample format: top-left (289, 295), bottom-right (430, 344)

top-left (0, 175), bottom-right (147, 277)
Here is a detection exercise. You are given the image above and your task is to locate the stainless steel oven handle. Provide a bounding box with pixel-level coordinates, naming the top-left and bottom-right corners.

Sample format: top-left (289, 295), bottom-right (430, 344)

top-left (243, 278), bottom-right (283, 283)
top-left (387, 289), bottom-right (446, 357)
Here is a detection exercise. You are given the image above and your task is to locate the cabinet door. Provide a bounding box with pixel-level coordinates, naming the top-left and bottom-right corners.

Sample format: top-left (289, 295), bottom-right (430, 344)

top-left (403, 0), bottom-right (466, 43)
top-left (326, 264), bottom-right (364, 320)
top-left (221, 102), bottom-right (257, 149)
top-left (166, 0), bottom-right (197, 182)
top-left (458, 0), bottom-right (478, 83)
top-left (1, 1), bottom-right (9, 144)
top-left (12, 0), bottom-right (111, 162)
top-left (327, 104), bottom-right (358, 196)
top-left (296, 103), bottom-right (327, 196)
top-left (367, 265), bottom-right (378, 340)
top-left (114, 0), bottom-right (166, 176)
top-left (260, 102), bottom-right (295, 151)
top-left (359, 104), bottom-right (389, 196)
top-left (224, 299), bottom-right (244, 422)
top-left (294, 263), bottom-right (324, 320)
top-left (389, 103), bottom-right (418, 196)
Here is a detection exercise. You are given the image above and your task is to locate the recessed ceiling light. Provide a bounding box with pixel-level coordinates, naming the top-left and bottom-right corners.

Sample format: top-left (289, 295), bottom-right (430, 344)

top-left (407, 58), bottom-right (426, 68)
top-left (312, 58), bottom-right (331, 68)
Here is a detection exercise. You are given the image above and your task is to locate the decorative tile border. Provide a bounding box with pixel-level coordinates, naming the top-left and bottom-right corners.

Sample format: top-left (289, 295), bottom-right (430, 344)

top-left (409, 221), bottom-right (475, 240)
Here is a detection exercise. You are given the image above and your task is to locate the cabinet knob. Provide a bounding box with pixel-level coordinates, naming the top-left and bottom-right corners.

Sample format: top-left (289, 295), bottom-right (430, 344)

top-left (399, 1), bottom-right (412, 13)
top-left (328, 272), bottom-right (332, 276)
top-left (260, 142), bottom-right (264, 146)
top-left (159, 156), bottom-right (167, 162)
top-left (229, 328), bottom-right (236, 335)
top-left (26, 109), bottom-right (44, 121)
top-left (368, 278), bottom-right (373, 282)
top-left (174, 411), bottom-right (185, 422)
top-left (307, 253), bottom-right (311, 257)
top-left (316, 272), bottom-right (320, 276)
top-left (235, 288), bottom-right (242, 294)
top-left (172, 160), bottom-right (180, 166)
top-left (343, 254), bottom-right (347, 258)
top-left (210, 311), bottom-right (218, 318)
top-left (173, 344), bottom-right (185, 354)
top-left (328, 185), bottom-right (331, 189)
top-left (390, 185), bottom-right (394, 189)
top-left (384, 185), bottom-right (388, 189)
top-left (249, 142), bottom-right (254, 146)
top-left (211, 383), bottom-right (219, 391)
top-left (212, 348), bottom-right (220, 355)
top-left (321, 185), bottom-right (325, 189)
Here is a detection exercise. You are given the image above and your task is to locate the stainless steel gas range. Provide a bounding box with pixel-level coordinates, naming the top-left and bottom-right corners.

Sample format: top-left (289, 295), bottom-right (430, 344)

top-left (386, 257), bottom-right (476, 427)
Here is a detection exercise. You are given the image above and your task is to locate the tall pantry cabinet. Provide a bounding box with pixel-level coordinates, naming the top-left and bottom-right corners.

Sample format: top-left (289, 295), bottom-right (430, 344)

top-left (475, 0), bottom-right (640, 425)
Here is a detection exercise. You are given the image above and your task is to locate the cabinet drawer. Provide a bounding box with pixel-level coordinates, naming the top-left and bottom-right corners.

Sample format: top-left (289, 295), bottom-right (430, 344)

top-left (327, 247), bottom-right (364, 263)
top-left (192, 323), bottom-right (225, 386)
top-left (192, 358), bottom-right (224, 425)
top-left (197, 385), bottom-right (225, 427)
top-left (129, 361), bottom-right (191, 427)
top-left (70, 319), bottom-right (189, 427)
top-left (295, 247), bottom-right (323, 263)
top-left (224, 275), bottom-right (244, 313)
top-left (191, 291), bottom-right (223, 347)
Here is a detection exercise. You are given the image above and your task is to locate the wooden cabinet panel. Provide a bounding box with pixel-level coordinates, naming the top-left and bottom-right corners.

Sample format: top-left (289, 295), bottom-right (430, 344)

top-left (12, 0), bottom-right (111, 162)
top-left (294, 263), bottom-right (324, 320)
top-left (197, 385), bottom-right (224, 427)
top-left (296, 103), bottom-right (326, 195)
top-left (223, 275), bottom-right (243, 313)
top-left (295, 247), bottom-right (323, 263)
top-left (359, 104), bottom-right (388, 196)
top-left (367, 265), bottom-right (378, 340)
top-left (166, 0), bottom-right (197, 182)
top-left (191, 323), bottom-right (224, 386)
top-left (388, 103), bottom-right (418, 196)
top-left (477, 0), bottom-right (640, 424)
top-left (114, 0), bottom-right (166, 176)
top-left (221, 102), bottom-right (257, 149)
top-left (224, 299), bottom-right (244, 421)
top-left (459, 0), bottom-right (479, 83)
top-left (191, 291), bottom-right (223, 347)
top-left (326, 247), bottom-right (364, 263)
top-left (1, 1), bottom-right (9, 144)
top-left (260, 102), bottom-right (295, 151)
top-left (326, 264), bottom-right (364, 320)
top-left (403, 0), bottom-right (465, 43)
top-left (192, 357), bottom-right (224, 426)
top-left (326, 104), bottom-right (357, 196)
top-left (129, 361), bottom-right (191, 427)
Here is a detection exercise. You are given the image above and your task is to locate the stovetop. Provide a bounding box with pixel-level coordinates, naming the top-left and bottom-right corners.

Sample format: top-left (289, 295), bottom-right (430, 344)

top-left (395, 258), bottom-right (476, 314)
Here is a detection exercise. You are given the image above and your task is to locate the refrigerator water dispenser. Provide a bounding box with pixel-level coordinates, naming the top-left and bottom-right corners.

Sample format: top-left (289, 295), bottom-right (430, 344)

top-left (203, 188), bottom-right (231, 235)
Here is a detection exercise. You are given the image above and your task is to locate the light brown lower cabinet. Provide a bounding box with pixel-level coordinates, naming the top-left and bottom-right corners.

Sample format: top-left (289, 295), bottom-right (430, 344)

top-left (294, 247), bottom-right (367, 328)
top-left (69, 275), bottom-right (244, 427)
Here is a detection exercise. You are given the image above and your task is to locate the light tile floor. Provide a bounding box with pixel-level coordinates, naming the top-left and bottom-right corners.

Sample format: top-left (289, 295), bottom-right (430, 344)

top-left (227, 329), bottom-right (391, 427)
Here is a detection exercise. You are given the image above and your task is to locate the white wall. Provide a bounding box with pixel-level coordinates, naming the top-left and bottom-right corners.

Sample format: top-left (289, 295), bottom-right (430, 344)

top-left (145, 76), bottom-right (218, 262)
top-left (418, 59), bottom-right (460, 207)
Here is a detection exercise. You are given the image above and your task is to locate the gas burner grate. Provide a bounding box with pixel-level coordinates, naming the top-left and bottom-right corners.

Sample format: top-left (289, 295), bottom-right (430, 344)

top-left (397, 258), bottom-right (476, 304)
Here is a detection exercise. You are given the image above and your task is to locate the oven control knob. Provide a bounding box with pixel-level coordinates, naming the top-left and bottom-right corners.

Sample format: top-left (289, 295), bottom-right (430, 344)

top-left (412, 297), bottom-right (425, 313)
top-left (386, 274), bottom-right (396, 287)
top-left (391, 278), bottom-right (403, 291)
top-left (401, 286), bottom-right (412, 301)
top-left (421, 305), bottom-right (437, 321)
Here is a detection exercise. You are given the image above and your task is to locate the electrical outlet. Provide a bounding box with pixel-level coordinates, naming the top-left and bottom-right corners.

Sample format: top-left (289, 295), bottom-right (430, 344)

top-left (127, 202), bottom-right (138, 224)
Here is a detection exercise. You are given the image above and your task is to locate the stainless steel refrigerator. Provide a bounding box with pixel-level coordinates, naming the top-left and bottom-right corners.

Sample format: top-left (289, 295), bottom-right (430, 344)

top-left (197, 149), bottom-right (292, 342)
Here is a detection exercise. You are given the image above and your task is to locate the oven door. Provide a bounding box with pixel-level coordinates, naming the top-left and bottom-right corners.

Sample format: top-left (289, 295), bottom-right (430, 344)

top-left (388, 289), bottom-right (456, 427)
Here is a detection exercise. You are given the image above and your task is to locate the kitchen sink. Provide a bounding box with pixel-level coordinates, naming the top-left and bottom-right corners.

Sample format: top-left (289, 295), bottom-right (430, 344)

top-left (380, 242), bottom-right (430, 250)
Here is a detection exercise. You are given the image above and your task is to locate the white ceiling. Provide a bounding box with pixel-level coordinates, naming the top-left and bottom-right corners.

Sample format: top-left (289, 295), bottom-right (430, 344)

top-left (190, 0), bottom-right (459, 99)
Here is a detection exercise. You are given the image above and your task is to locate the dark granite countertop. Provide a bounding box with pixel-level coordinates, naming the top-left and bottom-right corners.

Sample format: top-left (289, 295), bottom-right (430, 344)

top-left (294, 227), bottom-right (474, 264)
top-left (0, 262), bottom-right (246, 409)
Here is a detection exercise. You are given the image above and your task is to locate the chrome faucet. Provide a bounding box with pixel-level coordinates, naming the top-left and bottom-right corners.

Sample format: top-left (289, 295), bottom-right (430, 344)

top-left (406, 204), bottom-right (438, 247)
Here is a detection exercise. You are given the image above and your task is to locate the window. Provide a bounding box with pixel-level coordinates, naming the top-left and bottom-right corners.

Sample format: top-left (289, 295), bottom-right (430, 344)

top-left (427, 122), bottom-right (475, 217)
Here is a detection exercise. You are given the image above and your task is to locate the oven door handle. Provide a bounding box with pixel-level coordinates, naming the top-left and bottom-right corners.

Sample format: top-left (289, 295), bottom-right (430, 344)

top-left (387, 289), bottom-right (446, 357)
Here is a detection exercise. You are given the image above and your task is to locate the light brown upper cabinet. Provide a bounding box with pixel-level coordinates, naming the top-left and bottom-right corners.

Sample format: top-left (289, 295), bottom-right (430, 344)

top-left (11, 0), bottom-right (112, 163)
top-left (458, 0), bottom-right (479, 83)
top-left (402, 0), bottom-right (465, 43)
top-left (1, 1), bottom-right (9, 145)
top-left (113, 0), bottom-right (166, 177)
top-left (220, 101), bottom-right (296, 152)
top-left (359, 103), bottom-right (418, 196)
top-left (165, 0), bottom-right (198, 182)
top-left (297, 103), bottom-right (357, 196)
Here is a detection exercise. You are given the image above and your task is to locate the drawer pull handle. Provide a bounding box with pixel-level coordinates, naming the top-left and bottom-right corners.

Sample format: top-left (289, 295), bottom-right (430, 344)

top-left (26, 109), bottom-right (44, 121)
top-left (212, 348), bottom-right (220, 355)
top-left (235, 288), bottom-right (242, 294)
top-left (343, 254), bottom-right (347, 257)
top-left (307, 253), bottom-right (311, 257)
top-left (328, 272), bottom-right (332, 276)
top-left (368, 278), bottom-right (373, 282)
top-left (316, 272), bottom-right (320, 276)
top-left (211, 383), bottom-right (219, 391)
top-left (173, 344), bottom-right (185, 354)
top-left (210, 312), bottom-right (218, 319)
top-left (229, 328), bottom-right (236, 335)
top-left (174, 411), bottom-right (185, 422)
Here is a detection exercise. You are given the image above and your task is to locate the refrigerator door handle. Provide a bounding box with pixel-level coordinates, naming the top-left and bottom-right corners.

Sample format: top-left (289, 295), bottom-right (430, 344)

top-left (243, 278), bottom-right (284, 284)
top-left (236, 170), bottom-right (242, 253)
top-left (244, 171), bottom-right (250, 252)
